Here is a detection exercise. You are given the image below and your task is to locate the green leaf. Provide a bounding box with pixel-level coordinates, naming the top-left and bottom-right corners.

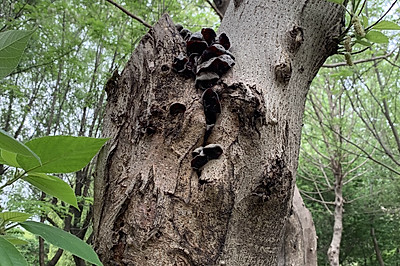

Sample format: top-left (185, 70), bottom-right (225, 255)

top-left (331, 69), bottom-right (354, 78)
top-left (23, 173), bottom-right (78, 208)
top-left (0, 149), bottom-right (20, 168)
top-left (17, 136), bottom-right (108, 173)
top-left (361, 15), bottom-right (368, 28)
top-left (325, 0), bottom-right (344, 4)
top-left (0, 30), bottom-right (34, 80)
top-left (365, 30), bottom-right (389, 43)
top-left (355, 38), bottom-right (372, 47)
top-left (0, 236), bottom-right (28, 266)
top-left (0, 212), bottom-right (31, 223)
top-left (19, 221), bottom-right (103, 266)
top-left (0, 129), bottom-right (41, 164)
top-left (2, 236), bottom-right (29, 245)
top-left (372, 21), bottom-right (400, 30)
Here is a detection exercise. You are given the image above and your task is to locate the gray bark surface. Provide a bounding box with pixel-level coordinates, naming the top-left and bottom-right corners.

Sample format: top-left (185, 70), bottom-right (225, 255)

top-left (94, 1), bottom-right (344, 265)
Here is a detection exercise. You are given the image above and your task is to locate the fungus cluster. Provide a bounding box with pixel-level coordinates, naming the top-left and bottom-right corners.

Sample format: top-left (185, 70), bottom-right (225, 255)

top-left (172, 25), bottom-right (235, 171)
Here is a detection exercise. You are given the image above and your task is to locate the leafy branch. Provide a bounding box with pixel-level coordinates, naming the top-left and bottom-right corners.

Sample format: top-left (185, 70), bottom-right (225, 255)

top-left (0, 30), bottom-right (106, 266)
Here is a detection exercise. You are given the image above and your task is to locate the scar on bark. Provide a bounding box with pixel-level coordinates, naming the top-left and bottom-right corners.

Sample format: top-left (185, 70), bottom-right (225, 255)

top-left (286, 26), bottom-right (304, 54)
top-left (275, 52), bottom-right (292, 85)
top-left (252, 157), bottom-right (293, 201)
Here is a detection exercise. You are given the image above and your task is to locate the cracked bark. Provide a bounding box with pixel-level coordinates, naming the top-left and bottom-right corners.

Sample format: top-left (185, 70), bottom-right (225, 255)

top-left (94, 1), bottom-right (344, 264)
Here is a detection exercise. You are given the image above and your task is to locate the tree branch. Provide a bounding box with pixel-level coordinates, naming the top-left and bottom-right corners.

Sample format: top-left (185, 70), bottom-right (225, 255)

top-left (323, 53), bottom-right (393, 68)
top-left (365, 0), bottom-right (398, 31)
top-left (205, 0), bottom-right (224, 20)
top-left (105, 0), bottom-right (152, 29)
top-left (299, 189), bottom-right (335, 205)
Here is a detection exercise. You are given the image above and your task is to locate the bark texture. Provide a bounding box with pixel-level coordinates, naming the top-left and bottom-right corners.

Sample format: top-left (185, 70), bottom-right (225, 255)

top-left (280, 186), bottom-right (317, 266)
top-left (327, 161), bottom-right (344, 266)
top-left (94, 1), bottom-right (344, 265)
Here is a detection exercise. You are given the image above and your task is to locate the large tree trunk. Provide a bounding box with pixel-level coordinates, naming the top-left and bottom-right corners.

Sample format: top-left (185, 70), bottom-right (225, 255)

top-left (93, 1), bottom-right (344, 265)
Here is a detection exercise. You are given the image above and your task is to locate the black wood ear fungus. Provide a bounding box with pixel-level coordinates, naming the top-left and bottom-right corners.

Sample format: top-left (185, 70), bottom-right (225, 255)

top-left (202, 88), bottom-right (221, 125)
top-left (192, 146), bottom-right (204, 157)
top-left (195, 72), bottom-right (220, 90)
top-left (173, 26), bottom-right (235, 85)
top-left (201, 28), bottom-right (217, 45)
top-left (197, 55), bottom-right (235, 77)
top-left (172, 53), bottom-right (188, 73)
top-left (173, 24), bottom-right (234, 172)
top-left (199, 44), bottom-right (235, 64)
top-left (187, 40), bottom-right (208, 56)
top-left (175, 24), bottom-right (184, 32)
top-left (191, 153), bottom-right (208, 169)
top-left (203, 144), bottom-right (223, 160)
top-left (191, 144), bottom-right (223, 170)
top-left (179, 28), bottom-right (191, 41)
top-left (217, 33), bottom-right (231, 50)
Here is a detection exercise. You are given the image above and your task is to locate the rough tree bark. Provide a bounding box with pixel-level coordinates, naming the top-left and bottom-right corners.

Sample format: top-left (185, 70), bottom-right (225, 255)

top-left (94, 1), bottom-right (344, 265)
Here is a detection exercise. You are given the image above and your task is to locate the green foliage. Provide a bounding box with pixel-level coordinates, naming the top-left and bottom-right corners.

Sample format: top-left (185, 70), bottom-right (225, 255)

top-left (332, 1), bottom-right (400, 65)
top-left (365, 30), bottom-right (389, 43)
top-left (23, 174), bottom-right (78, 208)
top-left (299, 10), bottom-right (400, 261)
top-left (0, 212), bottom-right (31, 224)
top-left (2, 236), bottom-right (29, 246)
top-left (0, 129), bottom-right (40, 164)
top-left (0, 133), bottom-right (106, 265)
top-left (0, 30), bottom-right (33, 79)
top-left (0, 237), bottom-right (28, 266)
top-left (372, 20), bottom-right (400, 30)
top-left (20, 221), bottom-right (102, 266)
top-left (325, 0), bottom-right (345, 4)
top-left (17, 136), bottom-right (108, 173)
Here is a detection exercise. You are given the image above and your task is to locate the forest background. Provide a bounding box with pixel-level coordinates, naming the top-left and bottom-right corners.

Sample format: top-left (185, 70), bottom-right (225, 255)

top-left (0, 0), bottom-right (399, 265)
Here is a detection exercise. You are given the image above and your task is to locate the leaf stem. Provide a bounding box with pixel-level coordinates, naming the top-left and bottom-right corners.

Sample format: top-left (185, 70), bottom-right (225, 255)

top-left (365, 0), bottom-right (398, 31)
top-left (0, 170), bottom-right (26, 191)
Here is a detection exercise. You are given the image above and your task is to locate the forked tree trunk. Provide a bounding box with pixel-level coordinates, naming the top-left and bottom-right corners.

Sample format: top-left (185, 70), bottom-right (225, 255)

top-left (93, 1), bottom-right (344, 265)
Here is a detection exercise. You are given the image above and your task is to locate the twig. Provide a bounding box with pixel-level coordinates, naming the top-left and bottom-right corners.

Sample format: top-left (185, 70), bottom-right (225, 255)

top-left (323, 53), bottom-right (393, 68)
top-left (205, 0), bottom-right (223, 20)
top-left (299, 190), bottom-right (335, 205)
top-left (365, 0), bottom-right (398, 31)
top-left (105, 0), bottom-right (152, 29)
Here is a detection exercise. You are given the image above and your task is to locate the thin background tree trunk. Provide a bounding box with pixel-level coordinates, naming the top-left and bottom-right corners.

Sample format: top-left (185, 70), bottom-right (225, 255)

top-left (94, 1), bottom-right (344, 264)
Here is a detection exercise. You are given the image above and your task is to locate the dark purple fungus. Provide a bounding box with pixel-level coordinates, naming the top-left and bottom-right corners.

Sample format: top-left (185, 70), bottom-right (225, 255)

top-left (195, 72), bottom-right (219, 90)
top-left (172, 53), bottom-right (188, 73)
top-left (172, 25), bottom-right (234, 171)
top-left (202, 88), bottom-right (221, 125)
top-left (203, 144), bottom-right (223, 160)
top-left (192, 146), bottom-right (204, 157)
top-left (175, 24), bottom-right (183, 32)
top-left (201, 28), bottom-right (217, 45)
top-left (187, 40), bottom-right (208, 56)
top-left (217, 33), bottom-right (231, 50)
top-left (179, 28), bottom-right (191, 40)
top-left (191, 153), bottom-right (209, 169)
top-left (197, 55), bottom-right (235, 76)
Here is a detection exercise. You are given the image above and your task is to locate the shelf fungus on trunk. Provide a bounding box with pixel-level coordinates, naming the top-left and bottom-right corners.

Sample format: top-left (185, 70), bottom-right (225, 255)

top-left (172, 25), bottom-right (235, 174)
